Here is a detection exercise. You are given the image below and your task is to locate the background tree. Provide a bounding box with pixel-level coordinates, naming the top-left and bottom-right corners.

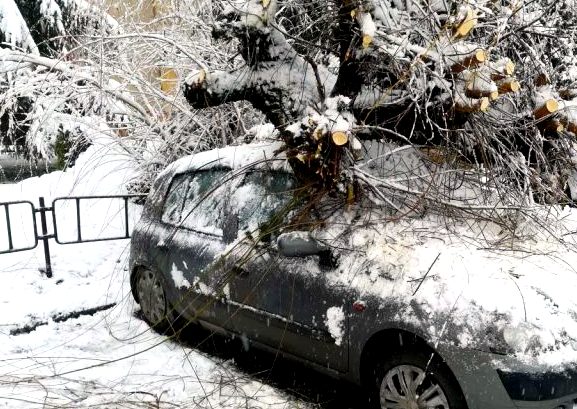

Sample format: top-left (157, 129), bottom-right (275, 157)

top-left (0, 0), bottom-right (97, 159)
top-left (0, 0), bottom-right (259, 180)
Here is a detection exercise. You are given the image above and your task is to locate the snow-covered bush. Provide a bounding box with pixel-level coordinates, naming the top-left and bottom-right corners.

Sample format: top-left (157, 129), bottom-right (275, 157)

top-left (0, 0), bottom-right (265, 191)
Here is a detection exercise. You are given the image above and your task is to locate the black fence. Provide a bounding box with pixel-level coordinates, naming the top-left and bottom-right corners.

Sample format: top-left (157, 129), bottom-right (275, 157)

top-left (0, 195), bottom-right (146, 277)
top-left (0, 200), bottom-right (37, 254)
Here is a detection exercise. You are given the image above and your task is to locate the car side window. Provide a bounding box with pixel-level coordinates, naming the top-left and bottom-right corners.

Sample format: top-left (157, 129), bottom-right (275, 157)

top-left (231, 171), bottom-right (296, 232)
top-left (180, 169), bottom-right (231, 235)
top-left (161, 174), bottom-right (189, 225)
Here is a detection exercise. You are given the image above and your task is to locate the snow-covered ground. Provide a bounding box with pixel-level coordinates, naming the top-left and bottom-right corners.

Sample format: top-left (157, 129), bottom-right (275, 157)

top-left (0, 136), bottom-right (313, 408)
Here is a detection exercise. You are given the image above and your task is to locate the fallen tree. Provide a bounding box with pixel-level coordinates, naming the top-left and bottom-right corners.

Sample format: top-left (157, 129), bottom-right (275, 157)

top-left (184, 0), bottom-right (577, 222)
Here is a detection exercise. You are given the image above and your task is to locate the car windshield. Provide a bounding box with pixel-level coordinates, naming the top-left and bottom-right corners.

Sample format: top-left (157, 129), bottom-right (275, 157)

top-left (230, 171), bottom-right (296, 233)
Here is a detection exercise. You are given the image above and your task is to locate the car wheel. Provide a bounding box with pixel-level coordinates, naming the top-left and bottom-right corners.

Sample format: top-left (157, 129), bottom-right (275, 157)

top-left (373, 349), bottom-right (467, 409)
top-left (134, 268), bottom-right (173, 332)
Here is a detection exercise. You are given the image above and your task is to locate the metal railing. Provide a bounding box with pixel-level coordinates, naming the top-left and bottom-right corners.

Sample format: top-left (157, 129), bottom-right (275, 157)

top-left (0, 200), bottom-right (38, 254)
top-left (0, 194), bottom-right (146, 278)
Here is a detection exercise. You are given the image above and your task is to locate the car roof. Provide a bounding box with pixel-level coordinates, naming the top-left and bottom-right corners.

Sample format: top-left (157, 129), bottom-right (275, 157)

top-left (159, 141), bottom-right (291, 180)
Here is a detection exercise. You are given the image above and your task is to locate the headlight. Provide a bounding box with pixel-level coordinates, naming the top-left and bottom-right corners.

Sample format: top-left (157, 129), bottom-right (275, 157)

top-left (485, 322), bottom-right (547, 356)
top-left (502, 322), bottom-right (545, 356)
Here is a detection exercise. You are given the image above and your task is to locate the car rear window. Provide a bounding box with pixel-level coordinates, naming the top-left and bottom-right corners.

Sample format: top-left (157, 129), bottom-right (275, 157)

top-left (161, 174), bottom-right (188, 225)
top-left (180, 169), bottom-right (230, 234)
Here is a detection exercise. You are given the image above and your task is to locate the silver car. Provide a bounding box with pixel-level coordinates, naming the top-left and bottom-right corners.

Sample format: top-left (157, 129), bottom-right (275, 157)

top-left (129, 141), bottom-right (577, 409)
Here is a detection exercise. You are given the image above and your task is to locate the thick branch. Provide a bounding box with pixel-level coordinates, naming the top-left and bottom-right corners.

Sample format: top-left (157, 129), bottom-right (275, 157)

top-left (184, 59), bottom-right (335, 128)
top-left (184, 0), bottom-right (335, 129)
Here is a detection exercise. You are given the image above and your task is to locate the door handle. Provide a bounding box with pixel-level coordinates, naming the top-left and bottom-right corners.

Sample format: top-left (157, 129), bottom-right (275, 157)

top-left (232, 265), bottom-right (249, 277)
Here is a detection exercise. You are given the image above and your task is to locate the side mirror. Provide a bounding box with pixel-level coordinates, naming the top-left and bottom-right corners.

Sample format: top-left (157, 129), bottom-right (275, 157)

top-left (277, 231), bottom-right (326, 258)
top-left (223, 212), bottom-right (239, 244)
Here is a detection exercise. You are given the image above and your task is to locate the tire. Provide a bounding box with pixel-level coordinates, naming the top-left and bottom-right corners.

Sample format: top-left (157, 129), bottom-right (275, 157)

top-left (370, 348), bottom-right (467, 409)
top-left (133, 268), bottom-right (175, 333)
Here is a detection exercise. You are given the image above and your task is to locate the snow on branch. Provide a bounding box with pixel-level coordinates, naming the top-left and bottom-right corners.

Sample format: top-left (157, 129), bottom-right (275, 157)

top-left (0, 0), bottom-right (39, 54)
top-left (0, 49), bottom-right (152, 125)
top-left (184, 0), bottom-right (335, 129)
top-left (179, 0), bottom-right (577, 218)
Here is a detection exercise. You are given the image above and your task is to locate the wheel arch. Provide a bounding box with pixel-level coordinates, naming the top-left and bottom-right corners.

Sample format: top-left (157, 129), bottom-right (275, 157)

top-left (358, 328), bottom-right (468, 406)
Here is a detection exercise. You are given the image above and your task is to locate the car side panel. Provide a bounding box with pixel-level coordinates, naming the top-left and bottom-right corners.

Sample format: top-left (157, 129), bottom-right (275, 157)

top-left (130, 218), bottom-right (183, 306)
top-left (228, 247), bottom-right (350, 373)
top-left (131, 186), bottom-right (232, 330)
top-left (278, 262), bottom-right (351, 373)
top-left (158, 226), bottom-right (231, 324)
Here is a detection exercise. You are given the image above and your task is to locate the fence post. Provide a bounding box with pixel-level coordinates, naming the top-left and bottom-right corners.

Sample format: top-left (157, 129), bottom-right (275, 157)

top-left (38, 197), bottom-right (53, 278)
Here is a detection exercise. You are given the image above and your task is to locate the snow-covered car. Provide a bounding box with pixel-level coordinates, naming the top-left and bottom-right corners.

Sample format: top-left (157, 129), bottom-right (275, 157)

top-left (129, 141), bottom-right (577, 409)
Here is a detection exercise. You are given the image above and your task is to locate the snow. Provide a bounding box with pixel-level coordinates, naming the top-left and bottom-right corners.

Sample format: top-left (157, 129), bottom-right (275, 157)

top-left (356, 11), bottom-right (376, 40)
top-left (224, 0), bottom-right (278, 29)
top-left (286, 96), bottom-right (355, 140)
top-left (246, 123), bottom-right (278, 142)
top-left (0, 0), bottom-right (39, 54)
top-left (279, 231), bottom-right (314, 241)
top-left (0, 136), bottom-right (307, 408)
top-left (324, 306), bottom-right (345, 347)
top-left (40, 0), bottom-right (65, 34)
top-left (193, 275), bottom-right (212, 295)
top-left (170, 263), bottom-right (191, 289)
top-left (161, 141), bottom-right (291, 178)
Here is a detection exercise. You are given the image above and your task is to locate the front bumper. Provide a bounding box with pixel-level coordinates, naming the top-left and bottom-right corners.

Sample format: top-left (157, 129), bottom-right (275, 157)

top-left (439, 344), bottom-right (577, 409)
top-left (498, 369), bottom-right (577, 402)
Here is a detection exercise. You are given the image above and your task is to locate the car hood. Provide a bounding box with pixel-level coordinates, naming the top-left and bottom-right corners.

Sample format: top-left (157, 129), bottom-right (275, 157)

top-left (318, 208), bottom-right (577, 369)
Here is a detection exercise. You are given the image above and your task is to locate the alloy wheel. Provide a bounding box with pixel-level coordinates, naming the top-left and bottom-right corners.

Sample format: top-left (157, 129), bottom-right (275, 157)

top-left (380, 364), bottom-right (450, 409)
top-left (136, 269), bottom-right (167, 325)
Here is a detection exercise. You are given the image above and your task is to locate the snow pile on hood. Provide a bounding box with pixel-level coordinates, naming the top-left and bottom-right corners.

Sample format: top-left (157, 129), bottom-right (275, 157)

top-left (319, 207), bottom-right (577, 368)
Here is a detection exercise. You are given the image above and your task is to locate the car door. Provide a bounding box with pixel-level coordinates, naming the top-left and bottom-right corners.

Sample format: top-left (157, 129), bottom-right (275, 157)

top-left (274, 256), bottom-right (351, 372)
top-left (224, 171), bottom-right (293, 345)
top-left (156, 168), bottom-right (237, 328)
top-left (226, 172), bottom-right (349, 372)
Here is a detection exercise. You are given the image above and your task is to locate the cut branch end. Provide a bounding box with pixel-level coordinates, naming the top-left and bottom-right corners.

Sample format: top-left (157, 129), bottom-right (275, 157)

top-left (455, 96), bottom-right (490, 113)
top-left (332, 131), bottom-right (349, 146)
top-left (498, 79), bottom-right (520, 94)
top-left (451, 49), bottom-right (487, 73)
top-left (455, 8), bottom-right (477, 37)
top-left (534, 99), bottom-right (559, 119)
